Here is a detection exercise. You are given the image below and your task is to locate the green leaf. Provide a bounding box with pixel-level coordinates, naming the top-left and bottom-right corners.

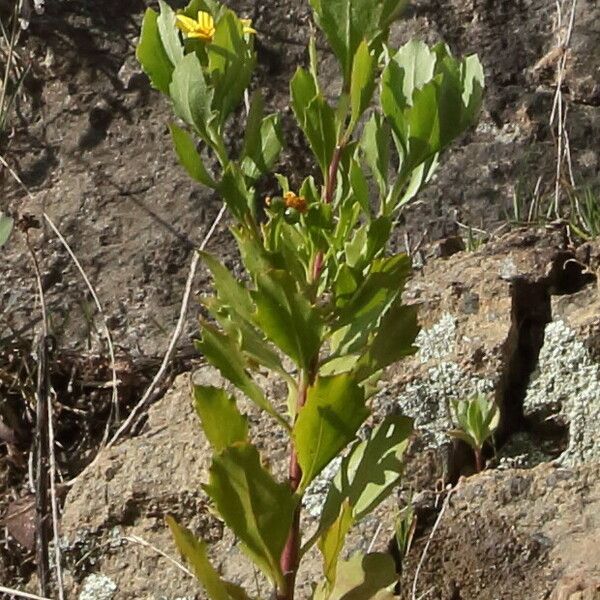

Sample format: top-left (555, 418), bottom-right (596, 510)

top-left (170, 52), bottom-right (213, 138)
top-left (252, 270), bottom-right (322, 371)
top-left (309, 0), bottom-right (407, 83)
top-left (316, 415), bottom-right (413, 540)
top-left (208, 10), bottom-right (256, 122)
top-left (335, 254), bottom-right (411, 328)
top-left (157, 0), bottom-right (184, 67)
top-left (166, 517), bottom-right (253, 600)
top-left (199, 256), bottom-right (289, 382)
top-left (293, 372), bottom-right (368, 490)
top-left (314, 552), bottom-right (397, 600)
top-left (447, 428), bottom-right (476, 450)
top-left (349, 159), bottom-right (371, 217)
top-left (386, 153), bottom-right (439, 213)
top-left (355, 301), bottom-right (419, 381)
top-left (242, 102), bottom-right (284, 181)
top-left (201, 251), bottom-right (254, 322)
top-left (329, 254), bottom-right (411, 358)
top-left (196, 322), bottom-right (287, 428)
top-left (361, 113), bottom-right (391, 197)
top-left (349, 41), bottom-right (376, 130)
top-left (291, 68), bottom-right (337, 176)
top-left (391, 40), bottom-right (436, 107)
top-left (0, 213), bottom-right (13, 248)
top-left (136, 8), bottom-right (174, 94)
top-left (203, 443), bottom-right (298, 588)
top-left (319, 500), bottom-right (354, 586)
top-left (193, 386), bottom-right (248, 452)
top-left (219, 163), bottom-right (253, 221)
top-left (169, 124), bottom-right (216, 188)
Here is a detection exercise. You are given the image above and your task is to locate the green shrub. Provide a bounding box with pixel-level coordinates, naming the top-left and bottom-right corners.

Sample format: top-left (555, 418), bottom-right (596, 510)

top-left (136, 1), bottom-right (484, 597)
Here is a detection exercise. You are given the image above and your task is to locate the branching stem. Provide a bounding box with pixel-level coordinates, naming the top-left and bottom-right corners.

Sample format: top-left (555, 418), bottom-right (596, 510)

top-left (279, 140), bottom-right (345, 599)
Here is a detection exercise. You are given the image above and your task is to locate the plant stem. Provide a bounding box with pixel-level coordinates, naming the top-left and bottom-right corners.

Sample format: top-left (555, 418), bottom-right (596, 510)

top-left (311, 144), bottom-right (344, 282)
top-left (278, 375), bottom-right (308, 600)
top-left (279, 142), bottom-right (345, 599)
top-left (474, 447), bottom-right (484, 473)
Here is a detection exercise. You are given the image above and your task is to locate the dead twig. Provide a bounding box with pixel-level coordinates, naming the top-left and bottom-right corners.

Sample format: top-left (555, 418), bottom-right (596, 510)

top-left (33, 335), bottom-right (51, 597)
top-left (22, 223), bottom-right (65, 599)
top-left (411, 486), bottom-right (455, 600)
top-left (47, 388), bottom-right (64, 600)
top-left (0, 585), bottom-right (52, 600)
top-left (123, 534), bottom-right (194, 579)
top-left (22, 225), bottom-right (50, 596)
top-left (106, 203), bottom-right (227, 447)
top-left (549, 0), bottom-right (578, 217)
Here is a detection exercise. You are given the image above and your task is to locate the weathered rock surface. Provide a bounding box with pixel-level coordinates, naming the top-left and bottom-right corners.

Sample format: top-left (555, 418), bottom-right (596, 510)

top-left (380, 228), bottom-right (599, 481)
top-left (55, 229), bottom-right (600, 599)
top-left (399, 462), bottom-right (600, 600)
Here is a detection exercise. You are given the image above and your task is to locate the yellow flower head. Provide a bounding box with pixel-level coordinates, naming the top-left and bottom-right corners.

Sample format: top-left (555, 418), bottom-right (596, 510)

top-left (176, 11), bottom-right (256, 43)
top-left (284, 191), bottom-right (308, 213)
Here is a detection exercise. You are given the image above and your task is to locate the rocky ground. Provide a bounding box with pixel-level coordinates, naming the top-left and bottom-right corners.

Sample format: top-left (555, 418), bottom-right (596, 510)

top-left (1, 0), bottom-right (599, 598)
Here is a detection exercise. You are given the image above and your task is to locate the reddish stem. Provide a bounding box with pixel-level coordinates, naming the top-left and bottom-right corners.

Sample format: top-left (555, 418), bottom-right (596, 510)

top-left (277, 381), bottom-right (306, 600)
top-left (474, 447), bottom-right (484, 473)
top-left (311, 145), bottom-right (344, 282)
top-left (278, 144), bottom-right (345, 599)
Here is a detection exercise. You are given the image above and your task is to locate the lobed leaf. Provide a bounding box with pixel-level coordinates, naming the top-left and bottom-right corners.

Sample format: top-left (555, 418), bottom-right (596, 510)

top-left (355, 300), bottom-right (419, 381)
top-left (203, 443), bottom-right (298, 589)
top-left (252, 269), bottom-right (322, 372)
top-left (193, 385), bottom-right (248, 452)
top-left (196, 322), bottom-right (287, 428)
top-left (294, 372), bottom-right (368, 490)
top-left (315, 415), bottom-right (413, 541)
top-left (309, 0), bottom-right (407, 83)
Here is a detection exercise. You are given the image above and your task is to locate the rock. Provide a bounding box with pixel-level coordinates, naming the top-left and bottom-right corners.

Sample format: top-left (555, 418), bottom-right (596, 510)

top-left (398, 462), bottom-right (600, 600)
top-left (379, 228), bottom-right (599, 480)
top-left (117, 53), bottom-right (146, 91)
top-left (60, 371), bottom-right (221, 599)
top-left (59, 369), bottom-right (393, 600)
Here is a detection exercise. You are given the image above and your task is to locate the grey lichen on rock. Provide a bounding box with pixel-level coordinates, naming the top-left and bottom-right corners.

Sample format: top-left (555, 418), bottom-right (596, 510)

top-left (395, 313), bottom-right (494, 449)
top-left (78, 574), bottom-right (117, 600)
top-left (524, 319), bottom-right (600, 465)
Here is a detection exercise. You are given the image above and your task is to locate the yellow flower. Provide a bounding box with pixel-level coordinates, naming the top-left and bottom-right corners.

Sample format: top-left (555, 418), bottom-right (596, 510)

top-left (284, 191), bottom-right (308, 213)
top-left (176, 11), bottom-right (256, 43)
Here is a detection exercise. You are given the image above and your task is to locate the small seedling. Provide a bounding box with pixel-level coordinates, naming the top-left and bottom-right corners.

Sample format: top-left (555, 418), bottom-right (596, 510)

top-left (394, 503), bottom-right (416, 560)
top-left (449, 394), bottom-right (499, 472)
top-left (569, 187), bottom-right (600, 241)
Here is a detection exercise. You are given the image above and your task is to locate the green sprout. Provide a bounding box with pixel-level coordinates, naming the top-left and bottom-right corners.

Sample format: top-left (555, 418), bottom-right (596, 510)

top-left (449, 394), bottom-right (499, 473)
top-left (394, 503), bottom-right (416, 560)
